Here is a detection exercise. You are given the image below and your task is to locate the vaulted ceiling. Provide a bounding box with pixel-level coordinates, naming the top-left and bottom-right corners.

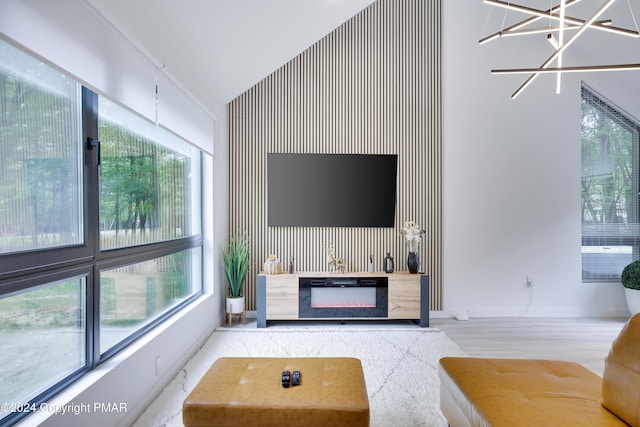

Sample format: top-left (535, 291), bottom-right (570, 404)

top-left (85, 0), bottom-right (640, 113)
top-left (86, 0), bottom-right (375, 109)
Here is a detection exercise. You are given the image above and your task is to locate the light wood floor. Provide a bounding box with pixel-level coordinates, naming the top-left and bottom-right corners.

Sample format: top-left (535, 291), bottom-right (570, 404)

top-left (431, 317), bottom-right (629, 376)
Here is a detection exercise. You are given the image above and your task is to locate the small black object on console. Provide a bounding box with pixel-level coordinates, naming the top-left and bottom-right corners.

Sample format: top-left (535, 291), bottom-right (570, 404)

top-left (292, 370), bottom-right (301, 386)
top-left (282, 370), bottom-right (291, 388)
top-left (383, 252), bottom-right (394, 273)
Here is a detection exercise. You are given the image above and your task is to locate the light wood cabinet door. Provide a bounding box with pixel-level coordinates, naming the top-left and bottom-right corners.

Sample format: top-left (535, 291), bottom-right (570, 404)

top-left (265, 274), bottom-right (299, 319)
top-left (387, 275), bottom-right (421, 319)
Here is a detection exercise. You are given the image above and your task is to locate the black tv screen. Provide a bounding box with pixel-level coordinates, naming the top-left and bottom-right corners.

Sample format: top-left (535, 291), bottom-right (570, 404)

top-left (267, 153), bottom-right (398, 227)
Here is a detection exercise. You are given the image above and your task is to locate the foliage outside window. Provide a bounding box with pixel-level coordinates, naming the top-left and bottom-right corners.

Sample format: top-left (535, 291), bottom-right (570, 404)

top-left (100, 248), bottom-right (200, 355)
top-left (581, 85), bottom-right (640, 282)
top-left (0, 278), bottom-right (86, 420)
top-left (98, 97), bottom-right (200, 250)
top-left (0, 41), bottom-right (83, 254)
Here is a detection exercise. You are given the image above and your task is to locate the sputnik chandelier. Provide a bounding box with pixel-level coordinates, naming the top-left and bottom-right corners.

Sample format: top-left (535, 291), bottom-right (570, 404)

top-left (481, 0), bottom-right (640, 98)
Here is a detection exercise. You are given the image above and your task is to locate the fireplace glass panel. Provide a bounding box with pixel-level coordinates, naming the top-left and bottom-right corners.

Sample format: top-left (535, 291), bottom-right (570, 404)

top-left (311, 287), bottom-right (376, 308)
top-left (298, 278), bottom-right (388, 318)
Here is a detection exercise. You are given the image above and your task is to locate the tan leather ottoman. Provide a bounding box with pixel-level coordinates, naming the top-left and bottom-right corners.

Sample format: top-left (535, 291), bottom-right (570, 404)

top-left (183, 357), bottom-right (370, 427)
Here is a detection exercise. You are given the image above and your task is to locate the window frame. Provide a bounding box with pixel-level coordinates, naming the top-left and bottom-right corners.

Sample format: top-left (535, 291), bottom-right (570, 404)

top-left (0, 43), bottom-right (204, 425)
top-left (581, 84), bottom-right (640, 282)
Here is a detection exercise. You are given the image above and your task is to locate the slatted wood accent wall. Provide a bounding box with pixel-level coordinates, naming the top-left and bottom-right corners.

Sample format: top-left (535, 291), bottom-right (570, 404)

top-left (228, 0), bottom-right (442, 311)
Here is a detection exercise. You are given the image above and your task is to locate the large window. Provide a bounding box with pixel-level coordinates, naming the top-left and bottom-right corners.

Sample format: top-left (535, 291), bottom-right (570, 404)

top-left (0, 278), bottom-right (86, 418)
top-left (0, 38), bottom-right (204, 425)
top-left (98, 97), bottom-right (201, 250)
top-left (581, 85), bottom-right (640, 282)
top-left (0, 41), bottom-right (83, 254)
top-left (99, 248), bottom-right (201, 356)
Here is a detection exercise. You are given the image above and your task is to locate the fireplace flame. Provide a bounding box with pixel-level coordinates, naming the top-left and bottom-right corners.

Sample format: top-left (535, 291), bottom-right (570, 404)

top-left (312, 302), bottom-right (376, 308)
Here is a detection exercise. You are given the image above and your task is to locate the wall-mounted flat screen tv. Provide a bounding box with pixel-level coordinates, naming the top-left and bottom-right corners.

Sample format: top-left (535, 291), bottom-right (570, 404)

top-left (267, 153), bottom-right (398, 227)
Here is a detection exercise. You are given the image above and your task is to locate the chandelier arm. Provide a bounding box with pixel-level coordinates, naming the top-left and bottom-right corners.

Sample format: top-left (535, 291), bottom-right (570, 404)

top-left (493, 64), bottom-right (640, 73)
top-left (626, 0), bottom-right (640, 33)
top-left (510, 0), bottom-right (617, 98)
top-left (556, 0), bottom-right (567, 93)
top-left (484, 0), bottom-right (640, 38)
top-left (479, 0), bottom-right (584, 44)
top-left (500, 23), bottom-right (610, 37)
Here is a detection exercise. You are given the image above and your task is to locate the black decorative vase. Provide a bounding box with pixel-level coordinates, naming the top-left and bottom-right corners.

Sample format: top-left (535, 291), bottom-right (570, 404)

top-left (407, 252), bottom-right (419, 274)
top-left (383, 252), bottom-right (395, 273)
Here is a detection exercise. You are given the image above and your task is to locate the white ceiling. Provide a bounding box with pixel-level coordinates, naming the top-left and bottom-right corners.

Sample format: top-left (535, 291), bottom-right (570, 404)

top-left (85, 0), bottom-right (640, 114)
top-left (86, 0), bottom-right (375, 111)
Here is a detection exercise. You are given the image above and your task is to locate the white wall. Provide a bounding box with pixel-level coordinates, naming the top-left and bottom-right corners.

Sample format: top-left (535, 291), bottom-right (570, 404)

top-left (442, 0), bottom-right (634, 318)
top-left (0, 1), bottom-right (230, 426)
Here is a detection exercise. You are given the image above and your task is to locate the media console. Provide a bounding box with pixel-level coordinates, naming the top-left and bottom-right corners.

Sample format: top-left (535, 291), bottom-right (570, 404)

top-left (256, 272), bottom-right (429, 328)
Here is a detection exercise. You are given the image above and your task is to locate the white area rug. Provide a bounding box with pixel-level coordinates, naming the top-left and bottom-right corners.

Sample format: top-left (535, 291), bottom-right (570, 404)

top-left (133, 325), bottom-right (467, 427)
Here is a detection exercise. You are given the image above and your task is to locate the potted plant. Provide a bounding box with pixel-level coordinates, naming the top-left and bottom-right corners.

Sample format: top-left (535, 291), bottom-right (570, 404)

top-left (221, 233), bottom-right (249, 315)
top-left (620, 260), bottom-right (640, 315)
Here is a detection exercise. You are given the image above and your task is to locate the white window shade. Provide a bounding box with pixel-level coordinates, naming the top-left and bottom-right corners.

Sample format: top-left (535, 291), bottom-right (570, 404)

top-left (156, 71), bottom-right (215, 154)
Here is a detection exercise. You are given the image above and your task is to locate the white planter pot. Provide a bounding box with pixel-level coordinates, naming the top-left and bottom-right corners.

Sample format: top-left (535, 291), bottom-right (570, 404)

top-left (226, 296), bottom-right (245, 314)
top-left (624, 287), bottom-right (640, 315)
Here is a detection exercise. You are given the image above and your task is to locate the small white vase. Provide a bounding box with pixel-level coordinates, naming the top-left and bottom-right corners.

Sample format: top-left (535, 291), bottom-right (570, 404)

top-left (226, 296), bottom-right (245, 314)
top-left (624, 288), bottom-right (640, 315)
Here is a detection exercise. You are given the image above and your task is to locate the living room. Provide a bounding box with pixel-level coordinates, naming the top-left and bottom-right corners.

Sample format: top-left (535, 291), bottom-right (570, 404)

top-left (1, 0), bottom-right (639, 426)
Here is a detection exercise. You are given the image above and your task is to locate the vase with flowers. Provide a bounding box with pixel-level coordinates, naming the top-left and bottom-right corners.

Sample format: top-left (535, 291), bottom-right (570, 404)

top-left (401, 221), bottom-right (425, 274)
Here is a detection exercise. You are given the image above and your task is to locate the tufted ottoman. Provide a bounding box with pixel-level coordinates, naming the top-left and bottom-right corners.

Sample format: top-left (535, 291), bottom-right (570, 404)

top-left (183, 357), bottom-right (370, 427)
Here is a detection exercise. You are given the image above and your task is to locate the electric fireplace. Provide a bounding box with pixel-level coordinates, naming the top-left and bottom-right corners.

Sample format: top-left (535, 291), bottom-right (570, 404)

top-left (299, 277), bottom-right (388, 318)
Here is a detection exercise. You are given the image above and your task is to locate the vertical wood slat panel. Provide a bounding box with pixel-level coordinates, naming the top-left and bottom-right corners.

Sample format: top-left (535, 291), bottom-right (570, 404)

top-left (228, 0), bottom-right (442, 311)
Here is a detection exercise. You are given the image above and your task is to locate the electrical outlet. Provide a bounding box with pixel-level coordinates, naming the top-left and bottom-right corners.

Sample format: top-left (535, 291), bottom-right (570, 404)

top-left (526, 276), bottom-right (533, 288)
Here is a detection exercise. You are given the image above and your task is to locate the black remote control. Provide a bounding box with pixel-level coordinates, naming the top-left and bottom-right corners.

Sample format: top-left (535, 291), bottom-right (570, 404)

top-left (292, 370), bottom-right (301, 386)
top-left (282, 370), bottom-right (291, 388)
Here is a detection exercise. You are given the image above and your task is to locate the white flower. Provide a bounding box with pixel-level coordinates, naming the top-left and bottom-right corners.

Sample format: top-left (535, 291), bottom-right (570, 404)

top-left (401, 220), bottom-right (425, 253)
